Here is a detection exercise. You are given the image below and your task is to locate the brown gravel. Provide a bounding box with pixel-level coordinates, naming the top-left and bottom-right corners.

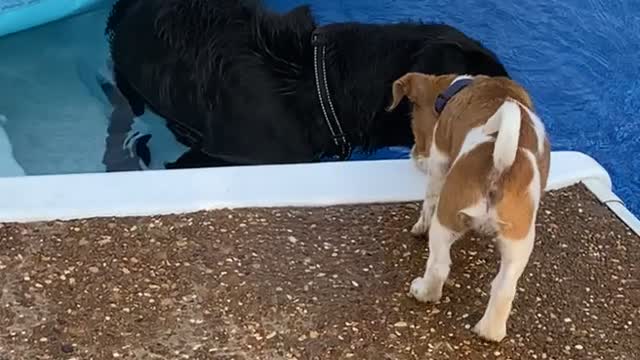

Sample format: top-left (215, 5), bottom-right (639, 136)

top-left (0, 183), bottom-right (638, 360)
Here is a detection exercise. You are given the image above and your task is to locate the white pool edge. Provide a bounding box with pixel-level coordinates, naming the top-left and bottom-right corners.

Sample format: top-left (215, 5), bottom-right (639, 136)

top-left (0, 150), bottom-right (638, 236)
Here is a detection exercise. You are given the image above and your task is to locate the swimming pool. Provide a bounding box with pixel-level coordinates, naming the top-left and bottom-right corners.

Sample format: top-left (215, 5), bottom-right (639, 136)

top-left (0, 0), bottom-right (638, 215)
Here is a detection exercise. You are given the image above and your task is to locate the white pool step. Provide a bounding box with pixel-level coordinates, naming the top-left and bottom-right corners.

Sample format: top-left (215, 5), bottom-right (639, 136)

top-left (0, 150), bottom-right (637, 236)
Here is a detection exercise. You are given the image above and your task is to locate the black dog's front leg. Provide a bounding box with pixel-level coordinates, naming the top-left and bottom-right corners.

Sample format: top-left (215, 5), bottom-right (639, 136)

top-left (114, 69), bottom-right (146, 117)
top-left (164, 148), bottom-right (236, 169)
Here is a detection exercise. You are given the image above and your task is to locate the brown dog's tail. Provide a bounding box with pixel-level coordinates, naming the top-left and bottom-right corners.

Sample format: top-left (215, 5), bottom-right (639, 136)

top-left (483, 99), bottom-right (522, 173)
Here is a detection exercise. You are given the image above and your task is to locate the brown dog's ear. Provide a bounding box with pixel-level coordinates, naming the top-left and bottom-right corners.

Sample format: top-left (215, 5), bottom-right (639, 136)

top-left (386, 72), bottom-right (424, 112)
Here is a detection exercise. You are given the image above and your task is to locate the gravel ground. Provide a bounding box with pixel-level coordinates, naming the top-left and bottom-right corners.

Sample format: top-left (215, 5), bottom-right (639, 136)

top-left (0, 184), bottom-right (638, 360)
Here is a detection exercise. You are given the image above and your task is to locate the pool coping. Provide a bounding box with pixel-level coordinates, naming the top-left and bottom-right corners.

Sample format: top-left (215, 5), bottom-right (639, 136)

top-left (0, 150), bottom-right (638, 235)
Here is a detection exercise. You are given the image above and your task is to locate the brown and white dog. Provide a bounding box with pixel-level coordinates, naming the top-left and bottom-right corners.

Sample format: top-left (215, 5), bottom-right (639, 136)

top-left (387, 73), bottom-right (551, 342)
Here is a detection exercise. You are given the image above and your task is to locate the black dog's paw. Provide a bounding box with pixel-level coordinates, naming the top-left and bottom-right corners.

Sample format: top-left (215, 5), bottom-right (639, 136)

top-left (164, 149), bottom-right (221, 169)
top-left (163, 161), bottom-right (179, 169)
top-left (134, 134), bottom-right (152, 167)
top-left (97, 75), bottom-right (117, 100)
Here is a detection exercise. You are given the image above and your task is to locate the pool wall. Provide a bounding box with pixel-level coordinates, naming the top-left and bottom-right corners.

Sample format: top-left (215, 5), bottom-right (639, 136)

top-left (0, 0), bottom-right (109, 38)
top-left (0, 151), bottom-right (637, 235)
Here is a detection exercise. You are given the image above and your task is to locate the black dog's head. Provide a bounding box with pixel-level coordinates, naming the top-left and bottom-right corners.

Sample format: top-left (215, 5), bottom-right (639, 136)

top-left (408, 24), bottom-right (509, 78)
top-left (411, 42), bottom-right (509, 79)
top-left (322, 22), bottom-right (508, 79)
top-left (314, 22), bottom-right (508, 151)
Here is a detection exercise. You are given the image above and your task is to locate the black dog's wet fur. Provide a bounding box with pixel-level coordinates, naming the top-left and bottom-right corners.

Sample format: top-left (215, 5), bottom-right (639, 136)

top-left (106, 0), bottom-right (509, 169)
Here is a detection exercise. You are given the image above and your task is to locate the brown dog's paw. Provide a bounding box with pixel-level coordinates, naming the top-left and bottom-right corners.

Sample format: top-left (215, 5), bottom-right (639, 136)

top-left (410, 216), bottom-right (430, 236)
top-left (472, 318), bottom-right (507, 343)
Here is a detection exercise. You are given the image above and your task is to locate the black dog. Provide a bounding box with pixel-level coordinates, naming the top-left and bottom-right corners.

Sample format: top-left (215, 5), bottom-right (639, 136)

top-left (105, 0), bottom-right (509, 169)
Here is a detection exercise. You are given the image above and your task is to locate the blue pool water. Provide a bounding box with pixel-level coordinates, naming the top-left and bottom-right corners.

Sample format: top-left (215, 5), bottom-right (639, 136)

top-left (0, 0), bottom-right (638, 215)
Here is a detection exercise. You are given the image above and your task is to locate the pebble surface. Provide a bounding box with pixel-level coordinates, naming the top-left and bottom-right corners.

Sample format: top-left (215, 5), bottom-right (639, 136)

top-left (0, 184), bottom-right (638, 359)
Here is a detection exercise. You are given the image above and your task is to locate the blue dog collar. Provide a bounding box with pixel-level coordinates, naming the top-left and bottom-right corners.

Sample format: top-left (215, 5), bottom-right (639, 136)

top-left (434, 76), bottom-right (474, 114)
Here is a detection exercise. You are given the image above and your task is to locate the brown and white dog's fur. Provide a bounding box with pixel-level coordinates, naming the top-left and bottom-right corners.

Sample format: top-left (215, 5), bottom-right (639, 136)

top-left (387, 73), bottom-right (551, 342)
